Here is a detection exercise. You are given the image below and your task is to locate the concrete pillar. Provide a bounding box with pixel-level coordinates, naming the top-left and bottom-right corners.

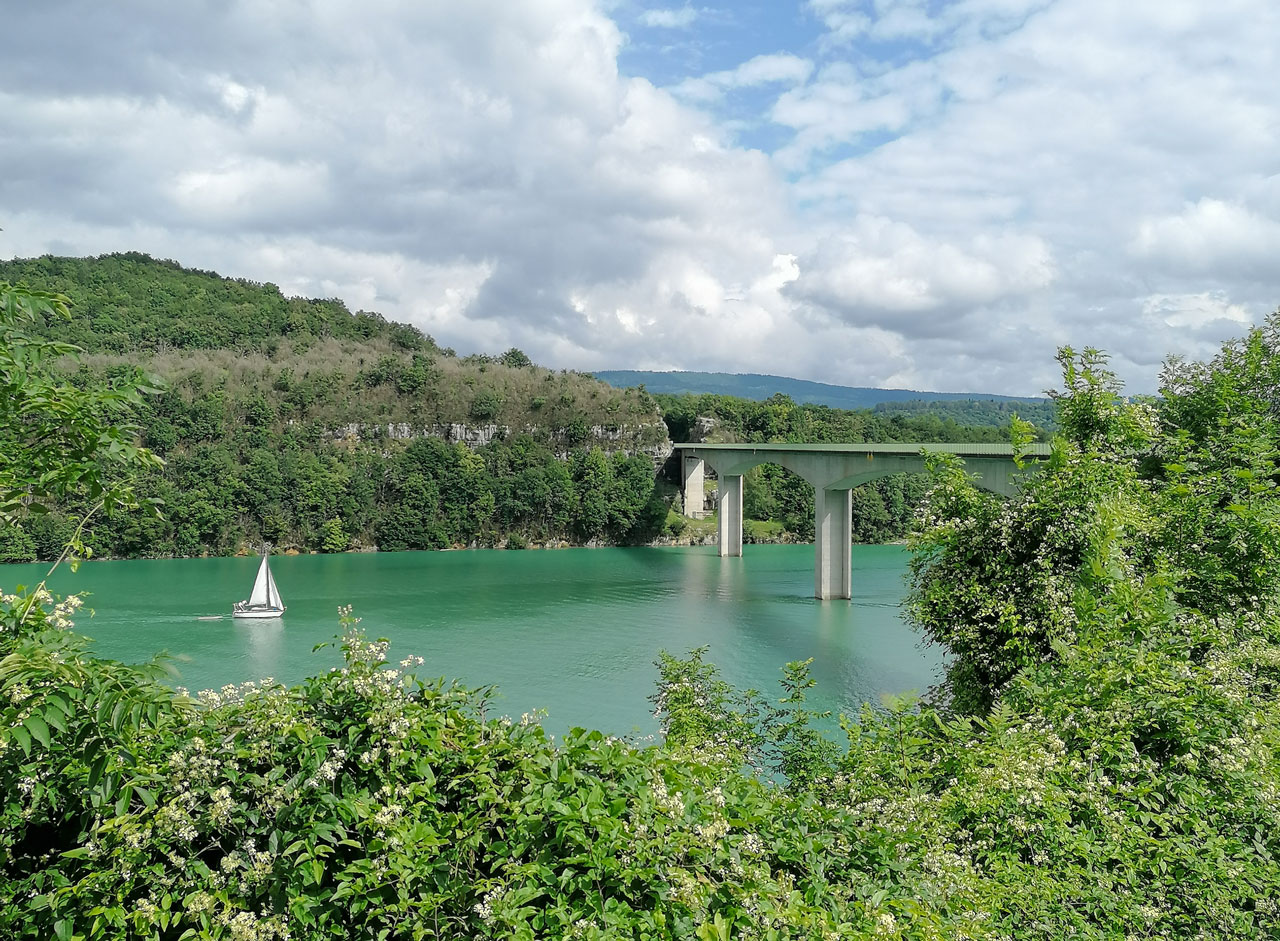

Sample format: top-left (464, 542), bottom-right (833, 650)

top-left (814, 486), bottom-right (853, 600)
top-left (682, 455), bottom-right (706, 519)
top-left (717, 474), bottom-right (743, 557)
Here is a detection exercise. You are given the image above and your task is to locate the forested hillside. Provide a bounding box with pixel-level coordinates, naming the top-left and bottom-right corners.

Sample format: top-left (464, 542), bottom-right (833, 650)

top-left (595, 368), bottom-right (1046, 411)
top-left (873, 396), bottom-right (1057, 429)
top-left (0, 254), bottom-right (673, 559)
top-left (0, 253), bottom-right (1044, 559)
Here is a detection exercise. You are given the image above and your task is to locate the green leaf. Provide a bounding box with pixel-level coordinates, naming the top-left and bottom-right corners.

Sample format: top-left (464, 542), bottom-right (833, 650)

top-left (24, 714), bottom-right (51, 749)
top-left (42, 707), bottom-right (67, 734)
top-left (10, 724), bottom-right (32, 756)
top-left (86, 752), bottom-right (108, 789)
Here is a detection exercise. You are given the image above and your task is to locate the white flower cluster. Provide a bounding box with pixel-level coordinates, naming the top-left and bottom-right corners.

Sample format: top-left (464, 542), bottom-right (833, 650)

top-left (652, 778), bottom-right (686, 818)
top-left (156, 801), bottom-right (199, 843)
top-left (304, 748), bottom-right (347, 788)
top-left (195, 678), bottom-right (278, 709)
top-left (473, 888), bottom-right (502, 924)
top-left (218, 840), bottom-right (275, 891)
top-left (169, 736), bottom-right (224, 787)
top-left (1, 589), bottom-right (84, 632)
top-left (217, 908), bottom-right (290, 941)
top-left (208, 786), bottom-right (234, 826)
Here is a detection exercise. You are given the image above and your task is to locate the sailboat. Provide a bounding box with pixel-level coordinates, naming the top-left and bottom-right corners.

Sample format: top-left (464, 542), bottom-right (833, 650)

top-left (232, 552), bottom-right (286, 619)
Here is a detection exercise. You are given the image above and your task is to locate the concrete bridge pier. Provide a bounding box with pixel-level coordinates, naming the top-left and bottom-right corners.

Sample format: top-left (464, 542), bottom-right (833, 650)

top-left (814, 487), bottom-right (853, 600)
top-left (682, 456), bottom-right (706, 519)
top-left (717, 474), bottom-right (743, 557)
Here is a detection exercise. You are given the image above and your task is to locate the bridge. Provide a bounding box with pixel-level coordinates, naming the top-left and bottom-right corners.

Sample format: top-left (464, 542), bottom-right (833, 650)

top-left (677, 442), bottom-right (1051, 600)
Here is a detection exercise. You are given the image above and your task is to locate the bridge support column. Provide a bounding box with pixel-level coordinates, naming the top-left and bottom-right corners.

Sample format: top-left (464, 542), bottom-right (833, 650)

top-left (717, 474), bottom-right (743, 557)
top-left (682, 456), bottom-right (706, 519)
top-left (814, 487), bottom-right (852, 600)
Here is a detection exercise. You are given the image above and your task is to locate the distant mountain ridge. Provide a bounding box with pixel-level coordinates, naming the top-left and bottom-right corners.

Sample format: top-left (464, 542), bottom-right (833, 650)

top-left (593, 370), bottom-right (1046, 411)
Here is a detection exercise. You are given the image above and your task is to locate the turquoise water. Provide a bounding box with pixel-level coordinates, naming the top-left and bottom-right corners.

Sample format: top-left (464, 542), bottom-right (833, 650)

top-left (7, 545), bottom-right (942, 736)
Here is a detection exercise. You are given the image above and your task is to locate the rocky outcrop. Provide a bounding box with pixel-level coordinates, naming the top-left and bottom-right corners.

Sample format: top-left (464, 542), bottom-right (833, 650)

top-left (330, 420), bottom-right (673, 469)
top-left (561, 424), bottom-right (673, 468)
top-left (687, 415), bottom-right (719, 443)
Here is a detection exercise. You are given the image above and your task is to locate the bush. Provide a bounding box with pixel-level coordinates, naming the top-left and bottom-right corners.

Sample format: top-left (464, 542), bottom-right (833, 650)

top-left (469, 389), bottom-right (504, 422)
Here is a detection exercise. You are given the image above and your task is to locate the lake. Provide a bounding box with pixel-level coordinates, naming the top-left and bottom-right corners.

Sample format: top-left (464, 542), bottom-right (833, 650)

top-left (7, 545), bottom-right (943, 736)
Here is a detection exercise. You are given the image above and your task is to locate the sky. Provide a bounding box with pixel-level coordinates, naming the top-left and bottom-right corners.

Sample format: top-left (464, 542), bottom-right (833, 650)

top-left (3, 0), bottom-right (1279, 395)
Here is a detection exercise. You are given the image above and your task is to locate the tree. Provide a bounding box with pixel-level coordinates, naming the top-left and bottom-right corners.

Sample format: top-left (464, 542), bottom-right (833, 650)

top-left (470, 388), bottom-right (504, 422)
top-left (572, 448), bottom-right (611, 541)
top-left (0, 282), bottom-right (162, 525)
top-left (320, 517), bottom-right (349, 553)
top-left (499, 347), bottom-right (533, 368)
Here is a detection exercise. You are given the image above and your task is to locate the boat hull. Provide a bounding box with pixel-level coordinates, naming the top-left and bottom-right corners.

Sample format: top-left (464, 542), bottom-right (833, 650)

top-left (231, 608), bottom-right (285, 619)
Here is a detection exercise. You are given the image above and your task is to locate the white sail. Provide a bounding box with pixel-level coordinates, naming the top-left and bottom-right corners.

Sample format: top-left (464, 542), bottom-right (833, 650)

top-left (265, 562), bottom-right (284, 610)
top-left (248, 556), bottom-right (272, 607)
top-left (233, 552), bottom-right (285, 617)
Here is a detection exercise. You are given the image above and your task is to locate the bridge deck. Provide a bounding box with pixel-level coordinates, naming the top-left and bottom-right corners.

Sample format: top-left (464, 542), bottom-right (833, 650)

top-left (676, 441), bottom-right (1053, 457)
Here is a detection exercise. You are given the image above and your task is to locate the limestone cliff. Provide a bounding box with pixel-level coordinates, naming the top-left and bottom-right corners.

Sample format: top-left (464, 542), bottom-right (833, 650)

top-left (329, 420), bottom-right (674, 469)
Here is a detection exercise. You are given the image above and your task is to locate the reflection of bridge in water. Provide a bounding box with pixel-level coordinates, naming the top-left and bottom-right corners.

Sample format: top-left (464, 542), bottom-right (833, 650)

top-left (678, 442), bottom-right (1052, 601)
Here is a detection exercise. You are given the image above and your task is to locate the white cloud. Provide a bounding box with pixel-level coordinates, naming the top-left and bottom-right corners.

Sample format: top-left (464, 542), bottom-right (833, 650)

top-left (3, 0), bottom-right (1280, 396)
top-left (170, 158), bottom-right (332, 224)
top-left (676, 54), bottom-right (814, 102)
top-left (0, 1), bottom-right (792, 370)
top-left (1140, 291), bottom-right (1252, 331)
top-left (1132, 199), bottom-right (1280, 280)
top-left (808, 0), bottom-right (1055, 47)
top-left (790, 216), bottom-right (1055, 328)
top-left (638, 6), bottom-right (700, 28)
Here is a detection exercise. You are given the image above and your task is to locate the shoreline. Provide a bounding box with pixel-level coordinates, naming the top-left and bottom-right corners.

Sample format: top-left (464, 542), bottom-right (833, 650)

top-left (1, 532), bottom-right (909, 566)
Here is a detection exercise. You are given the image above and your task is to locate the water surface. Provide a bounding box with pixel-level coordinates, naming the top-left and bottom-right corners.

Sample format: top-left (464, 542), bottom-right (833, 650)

top-left (9, 545), bottom-right (942, 735)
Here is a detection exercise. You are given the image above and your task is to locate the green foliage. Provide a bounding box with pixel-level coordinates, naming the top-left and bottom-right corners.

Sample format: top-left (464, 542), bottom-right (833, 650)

top-left (657, 391), bottom-right (1030, 446)
top-left (0, 282), bottom-right (163, 524)
top-left (0, 525), bottom-right (37, 564)
top-left (907, 349), bottom-right (1160, 713)
top-left (875, 397), bottom-right (1058, 430)
top-left (469, 388), bottom-right (504, 422)
top-left (499, 347), bottom-right (533, 368)
top-left (651, 647), bottom-right (763, 770)
top-left (909, 337), bottom-right (1280, 716)
top-left (1154, 312), bottom-right (1280, 619)
top-left (319, 518), bottom-right (349, 553)
top-left (8, 315), bottom-right (1280, 936)
top-left (0, 253), bottom-right (441, 356)
top-left (767, 660), bottom-right (841, 790)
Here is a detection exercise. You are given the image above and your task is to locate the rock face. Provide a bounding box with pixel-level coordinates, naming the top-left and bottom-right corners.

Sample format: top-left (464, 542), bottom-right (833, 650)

top-left (687, 416), bottom-right (719, 443)
top-left (330, 421), bottom-right (673, 469)
top-left (573, 424), bottom-right (673, 468)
